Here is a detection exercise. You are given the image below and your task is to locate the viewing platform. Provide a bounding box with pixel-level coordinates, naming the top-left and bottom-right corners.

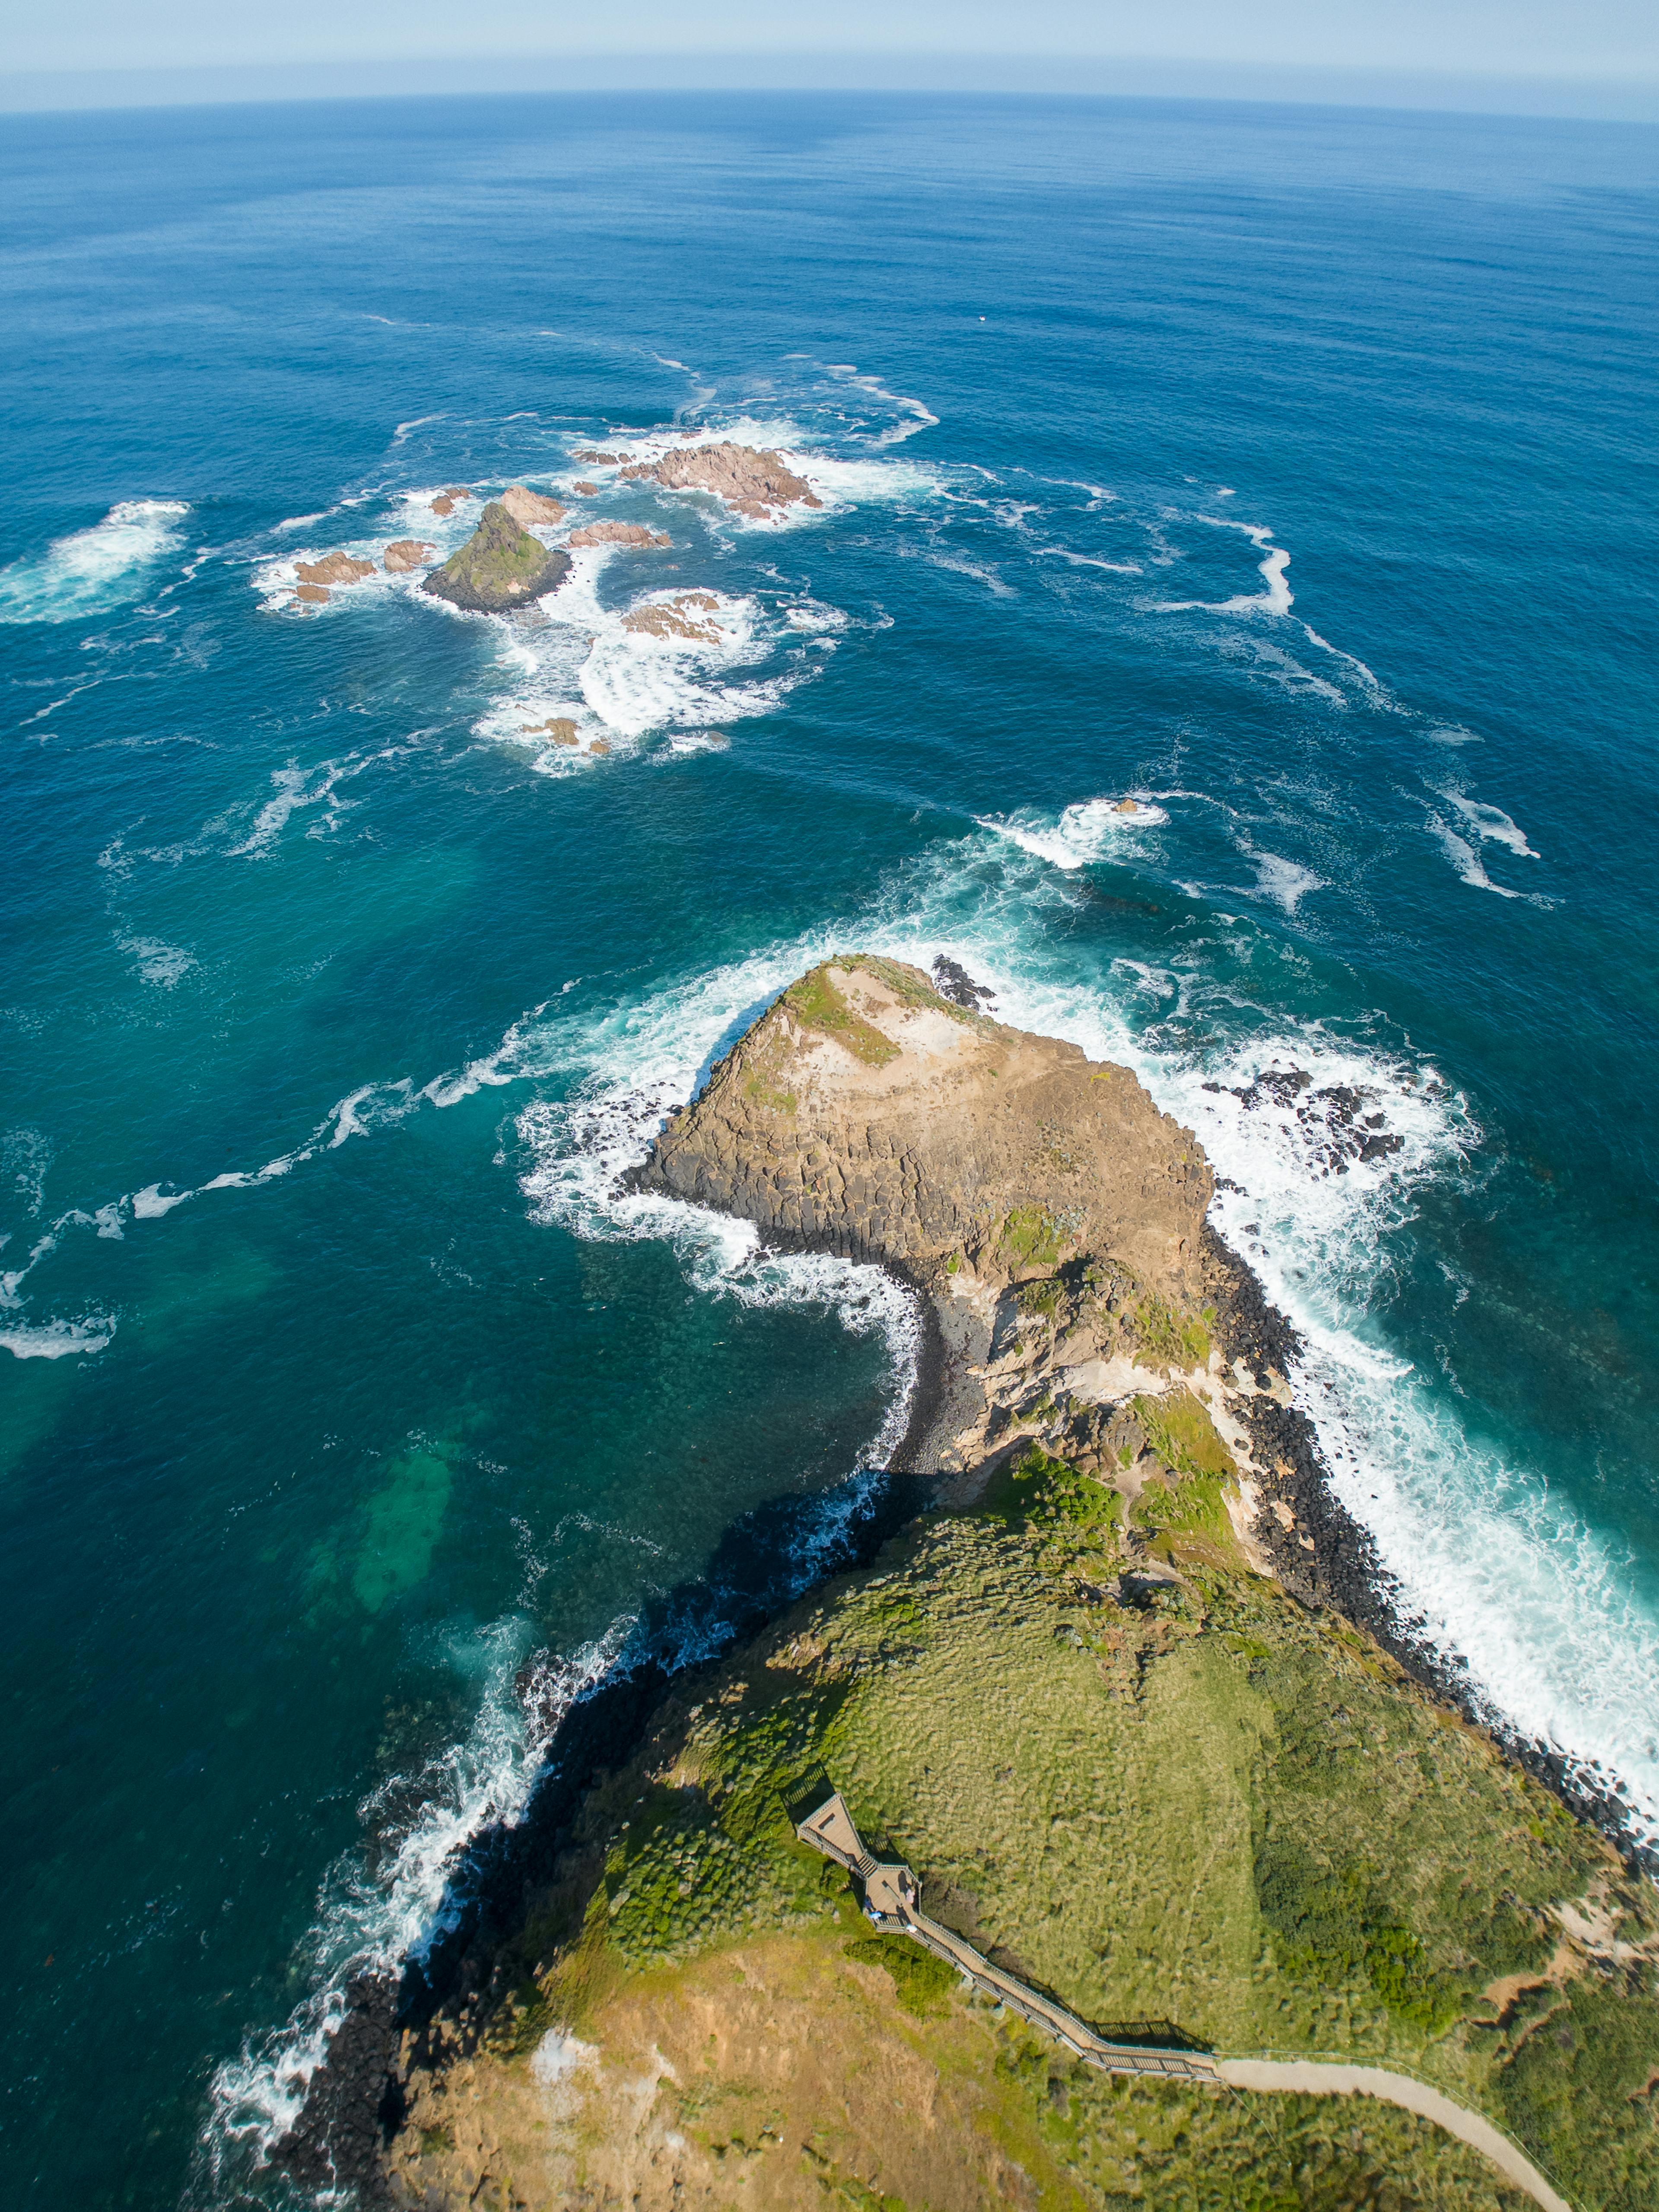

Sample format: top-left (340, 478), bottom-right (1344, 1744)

top-left (791, 1783), bottom-right (1219, 2083)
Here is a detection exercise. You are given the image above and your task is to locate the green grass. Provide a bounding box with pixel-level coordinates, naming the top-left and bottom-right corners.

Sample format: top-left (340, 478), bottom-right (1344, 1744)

top-left (844, 1932), bottom-right (958, 2017)
top-left (521, 1475), bottom-right (1656, 2210)
top-left (1001, 1204), bottom-right (1065, 1268)
top-left (782, 964), bottom-right (900, 1066)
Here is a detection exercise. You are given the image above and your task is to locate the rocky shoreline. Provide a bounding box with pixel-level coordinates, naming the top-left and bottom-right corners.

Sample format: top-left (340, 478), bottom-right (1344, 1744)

top-left (267, 956), bottom-right (1653, 2203)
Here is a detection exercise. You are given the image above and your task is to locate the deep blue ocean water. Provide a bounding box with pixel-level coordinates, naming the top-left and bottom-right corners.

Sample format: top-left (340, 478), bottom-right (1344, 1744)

top-left (3, 88), bottom-right (1657, 2208)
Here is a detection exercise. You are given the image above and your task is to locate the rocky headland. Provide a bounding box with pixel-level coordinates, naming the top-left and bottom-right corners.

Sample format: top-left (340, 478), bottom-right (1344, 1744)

top-left (311, 959), bottom-right (1658, 2212)
top-left (421, 500), bottom-right (570, 614)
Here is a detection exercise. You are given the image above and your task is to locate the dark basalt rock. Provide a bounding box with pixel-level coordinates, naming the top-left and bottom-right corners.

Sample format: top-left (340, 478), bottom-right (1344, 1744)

top-left (421, 501), bottom-right (570, 613)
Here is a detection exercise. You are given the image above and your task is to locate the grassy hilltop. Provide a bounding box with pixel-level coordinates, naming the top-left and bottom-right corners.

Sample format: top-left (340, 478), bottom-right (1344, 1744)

top-left (386, 1416), bottom-right (1659, 2212)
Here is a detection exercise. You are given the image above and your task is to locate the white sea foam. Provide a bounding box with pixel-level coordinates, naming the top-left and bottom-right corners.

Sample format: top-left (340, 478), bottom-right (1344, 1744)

top-left (203, 1612), bottom-right (631, 2185)
top-left (120, 935), bottom-right (197, 988)
top-left (1158, 516), bottom-right (1293, 617)
top-left (819, 360), bottom-right (940, 445)
top-left (0, 500), bottom-right (189, 626)
top-left (1445, 792), bottom-right (1539, 859)
top-left (976, 796), bottom-right (1170, 870)
top-left (1428, 814), bottom-right (1523, 899)
top-left (0, 1313), bottom-right (115, 1359)
top-left (1246, 850), bottom-right (1326, 915)
top-left (474, 561), bottom-right (814, 764)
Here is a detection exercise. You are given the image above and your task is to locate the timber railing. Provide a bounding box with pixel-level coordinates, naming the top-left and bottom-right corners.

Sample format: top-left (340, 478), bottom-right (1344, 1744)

top-left (790, 1782), bottom-right (1218, 2083)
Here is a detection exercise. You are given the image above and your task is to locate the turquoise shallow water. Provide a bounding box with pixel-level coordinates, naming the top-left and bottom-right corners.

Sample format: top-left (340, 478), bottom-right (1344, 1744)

top-left (3, 89), bottom-right (1658, 2208)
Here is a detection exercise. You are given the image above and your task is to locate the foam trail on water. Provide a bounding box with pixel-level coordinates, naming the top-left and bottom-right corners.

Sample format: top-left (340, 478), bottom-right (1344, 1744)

top-left (0, 500), bottom-right (189, 625)
top-left (1158, 516), bottom-right (1293, 616)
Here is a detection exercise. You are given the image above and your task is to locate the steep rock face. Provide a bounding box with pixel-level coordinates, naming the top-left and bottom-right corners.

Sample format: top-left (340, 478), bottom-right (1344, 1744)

top-left (633, 955), bottom-right (1211, 1302)
top-left (421, 502), bottom-right (570, 613)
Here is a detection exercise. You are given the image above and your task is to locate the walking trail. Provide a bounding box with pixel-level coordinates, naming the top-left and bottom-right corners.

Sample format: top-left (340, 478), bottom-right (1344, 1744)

top-left (792, 1786), bottom-right (1572, 2212)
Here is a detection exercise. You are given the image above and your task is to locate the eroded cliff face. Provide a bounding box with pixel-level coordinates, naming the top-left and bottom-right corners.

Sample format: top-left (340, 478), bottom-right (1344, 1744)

top-left (633, 956), bottom-right (1212, 1305)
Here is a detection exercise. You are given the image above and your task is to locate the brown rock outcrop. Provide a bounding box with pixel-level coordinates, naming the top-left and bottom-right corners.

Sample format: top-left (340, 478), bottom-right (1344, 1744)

top-left (571, 449), bottom-right (620, 464)
top-left (620, 592), bottom-right (722, 642)
top-left (294, 583), bottom-right (330, 605)
top-left (520, 717), bottom-right (579, 745)
top-left (633, 955), bottom-right (1210, 1301)
top-left (296, 550), bottom-right (374, 586)
top-left (383, 538), bottom-right (435, 573)
top-left (619, 442), bottom-right (823, 519)
top-left (421, 502), bottom-right (571, 614)
top-left (566, 521), bottom-right (672, 550)
top-left (571, 481), bottom-right (600, 496)
top-left (498, 484), bottom-right (566, 529)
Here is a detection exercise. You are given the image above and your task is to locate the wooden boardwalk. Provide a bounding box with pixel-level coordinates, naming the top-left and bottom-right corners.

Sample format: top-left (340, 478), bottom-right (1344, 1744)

top-left (792, 1787), bottom-right (1218, 2082)
top-left (791, 1785), bottom-right (1576, 2211)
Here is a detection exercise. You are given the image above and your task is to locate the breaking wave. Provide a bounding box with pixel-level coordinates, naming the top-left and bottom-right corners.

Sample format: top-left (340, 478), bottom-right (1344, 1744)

top-left (0, 500), bottom-right (189, 625)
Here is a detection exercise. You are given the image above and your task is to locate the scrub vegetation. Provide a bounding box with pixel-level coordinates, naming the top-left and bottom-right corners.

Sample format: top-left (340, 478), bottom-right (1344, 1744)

top-left (393, 1417), bottom-right (1659, 2212)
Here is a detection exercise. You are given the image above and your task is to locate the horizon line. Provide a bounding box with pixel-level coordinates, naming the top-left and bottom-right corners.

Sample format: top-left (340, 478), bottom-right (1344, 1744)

top-left (5, 50), bottom-right (1659, 124)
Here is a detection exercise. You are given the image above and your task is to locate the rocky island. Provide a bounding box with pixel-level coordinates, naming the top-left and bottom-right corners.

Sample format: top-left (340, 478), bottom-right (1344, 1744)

top-left (344, 961), bottom-right (1657, 2212)
top-left (421, 500), bottom-right (570, 613)
top-left (619, 440), bottom-right (823, 518)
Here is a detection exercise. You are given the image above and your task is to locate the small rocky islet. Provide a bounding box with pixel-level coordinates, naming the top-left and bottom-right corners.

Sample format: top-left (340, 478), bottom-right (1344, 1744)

top-left (286, 443), bottom-right (820, 609)
top-left (296, 959), bottom-right (1659, 2212)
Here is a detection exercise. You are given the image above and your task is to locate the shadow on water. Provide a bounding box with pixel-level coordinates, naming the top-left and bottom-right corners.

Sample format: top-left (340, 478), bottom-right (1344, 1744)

top-left (266, 1456), bottom-right (934, 2201)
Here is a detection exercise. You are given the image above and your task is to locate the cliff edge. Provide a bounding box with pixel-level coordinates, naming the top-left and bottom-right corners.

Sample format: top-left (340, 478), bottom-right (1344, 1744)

top-left (634, 955), bottom-right (1211, 1301)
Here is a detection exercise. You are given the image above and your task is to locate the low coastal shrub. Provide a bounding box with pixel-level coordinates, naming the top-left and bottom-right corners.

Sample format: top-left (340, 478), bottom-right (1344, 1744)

top-left (506, 1474), bottom-right (1654, 2211)
top-left (844, 1932), bottom-right (958, 2016)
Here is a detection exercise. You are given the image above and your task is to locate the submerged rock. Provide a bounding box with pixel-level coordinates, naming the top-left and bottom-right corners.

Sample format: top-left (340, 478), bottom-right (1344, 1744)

top-left (566, 520), bottom-right (672, 549)
top-left (420, 502), bottom-right (571, 614)
top-left (621, 591), bottom-right (722, 642)
top-left (498, 484), bottom-right (566, 528)
top-left (382, 538), bottom-right (435, 573)
top-left (296, 550), bottom-right (374, 586)
top-left (620, 441), bottom-right (823, 519)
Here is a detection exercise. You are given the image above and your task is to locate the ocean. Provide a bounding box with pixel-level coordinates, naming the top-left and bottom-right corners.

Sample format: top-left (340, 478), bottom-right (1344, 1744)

top-left (2, 87), bottom-right (1656, 2209)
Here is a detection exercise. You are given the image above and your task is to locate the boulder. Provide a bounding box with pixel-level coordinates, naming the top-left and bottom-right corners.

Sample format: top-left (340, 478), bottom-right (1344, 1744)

top-left (566, 521), bottom-right (672, 550)
top-left (499, 484), bottom-right (567, 529)
top-left (383, 539), bottom-right (435, 573)
top-left (294, 583), bottom-right (331, 605)
top-left (420, 502), bottom-right (571, 614)
top-left (572, 481), bottom-right (601, 497)
top-left (571, 449), bottom-right (620, 464)
top-left (619, 442), bottom-right (822, 518)
top-left (296, 550), bottom-right (374, 586)
top-left (620, 592), bottom-right (721, 642)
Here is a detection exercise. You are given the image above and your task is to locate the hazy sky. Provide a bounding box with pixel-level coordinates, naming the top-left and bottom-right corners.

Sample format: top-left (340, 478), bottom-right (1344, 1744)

top-left (4, 0), bottom-right (1658, 111)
